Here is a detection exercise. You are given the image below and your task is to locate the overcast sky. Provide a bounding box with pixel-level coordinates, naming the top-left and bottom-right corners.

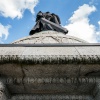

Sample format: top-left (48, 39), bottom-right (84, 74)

top-left (0, 0), bottom-right (100, 43)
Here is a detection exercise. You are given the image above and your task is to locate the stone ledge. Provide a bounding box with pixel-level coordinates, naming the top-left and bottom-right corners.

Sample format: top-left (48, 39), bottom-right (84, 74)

top-left (0, 55), bottom-right (100, 64)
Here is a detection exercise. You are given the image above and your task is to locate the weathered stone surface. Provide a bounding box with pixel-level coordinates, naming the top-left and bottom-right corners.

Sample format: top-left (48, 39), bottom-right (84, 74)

top-left (7, 84), bottom-right (25, 94)
top-left (1, 77), bottom-right (97, 95)
top-left (80, 64), bottom-right (100, 77)
top-left (0, 82), bottom-right (8, 100)
top-left (94, 79), bottom-right (100, 100)
top-left (0, 31), bottom-right (100, 99)
top-left (0, 91), bottom-right (6, 100)
top-left (0, 64), bottom-right (100, 78)
top-left (75, 46), bottom-right (100, 55)
top-left (23, 83), bottom-right (95, 94)
top-left (0, 46), bottom-right (100, 64)
top-left (10, 95), bottom-right (93, 100)
top-left (0, 47), bottom-right (26, 55)
top-left (22, 64), bottom-right (80, 78)
top-left (22, 47), bottom-right (79, 56)
top-left (12, 31), bottom-right (87, 44)
top-left (0, 64), bottom-right (23, 77)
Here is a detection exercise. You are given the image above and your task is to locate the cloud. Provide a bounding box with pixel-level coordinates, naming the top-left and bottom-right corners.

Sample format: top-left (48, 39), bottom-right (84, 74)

top-left (64, 4), bottom-right (100, 43)
top-left (0, 23), bottom-right (11, 43)
top-left (98, 21), bottom-right (100, 25)
top-left (0, 0), bottom-right (39, 19)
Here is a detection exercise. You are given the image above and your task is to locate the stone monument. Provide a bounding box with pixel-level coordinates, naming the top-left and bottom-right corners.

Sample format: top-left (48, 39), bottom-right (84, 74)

top-left (0, 12), bottom-right (100, 100)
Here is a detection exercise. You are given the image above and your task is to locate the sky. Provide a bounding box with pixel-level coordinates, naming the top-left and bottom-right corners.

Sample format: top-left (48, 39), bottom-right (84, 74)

top-left (0, 0), bottom-right (100, 43)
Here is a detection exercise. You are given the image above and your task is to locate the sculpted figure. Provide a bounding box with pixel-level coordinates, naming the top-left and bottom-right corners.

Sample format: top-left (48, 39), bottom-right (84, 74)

top-left (29, 11), bottom-right (68, 35)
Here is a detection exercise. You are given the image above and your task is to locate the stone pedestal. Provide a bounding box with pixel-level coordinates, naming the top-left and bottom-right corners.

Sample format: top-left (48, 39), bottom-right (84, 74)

top-left (0, 31), bottom-right (100, 100)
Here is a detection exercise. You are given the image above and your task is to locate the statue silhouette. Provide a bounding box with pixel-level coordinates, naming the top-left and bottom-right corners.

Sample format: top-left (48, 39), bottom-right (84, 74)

top-left (29, 11), bottom-right (68, 35)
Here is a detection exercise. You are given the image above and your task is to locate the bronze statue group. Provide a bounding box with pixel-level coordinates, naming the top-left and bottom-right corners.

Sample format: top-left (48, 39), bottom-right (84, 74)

top-left (29, 11), bottom-right (68, 35)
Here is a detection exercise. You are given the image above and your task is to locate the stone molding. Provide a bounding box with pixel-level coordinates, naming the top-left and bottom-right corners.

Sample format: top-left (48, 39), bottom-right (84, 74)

top-left (0, 55), bottom-right (100, 64)
top-left (12, 31), bottom-right (87, 44)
